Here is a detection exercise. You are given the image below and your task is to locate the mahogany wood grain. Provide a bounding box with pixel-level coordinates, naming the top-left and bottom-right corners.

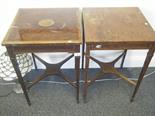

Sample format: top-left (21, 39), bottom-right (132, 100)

top-left (2, 8), bottom-right (82, 105)
top-left (2, 8), bottom-right (82, 46)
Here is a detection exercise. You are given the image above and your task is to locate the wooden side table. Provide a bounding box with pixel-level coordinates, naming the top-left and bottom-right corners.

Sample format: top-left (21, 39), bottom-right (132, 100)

top-left (2, 8), bottom-right (82, 105)
top-left (83, 7), bottom-right (155, 102)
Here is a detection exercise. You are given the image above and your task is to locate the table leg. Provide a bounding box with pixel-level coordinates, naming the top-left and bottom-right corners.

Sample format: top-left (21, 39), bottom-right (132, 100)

top-left (75, 55), bottom-right (80, 103)
top-left (81, 42), bottom-right (85, 70)
top-left (83, 49), bottom-right (89, 102)
top-left (81, 12), bottom-right (85, 70)
top-left (131, 48), bottom-right (154, 102)
top-left (120, 49), bottom-right (127, 68)
top-left (31, 53), bottom-right (37, 70)
top-left (7, 47), bottom-right (31, 106)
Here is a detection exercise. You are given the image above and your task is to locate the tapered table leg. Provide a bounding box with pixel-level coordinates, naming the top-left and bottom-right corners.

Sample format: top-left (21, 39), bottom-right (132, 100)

top-left (7, 47), bottom-right (31, 106)
top-left (81, 43), bottom-right (85, 70)
top-left (83, 49), bottom-right (90, 102)
top-left (131, 48), bottom-right (154, 102)
top-left (75, 55), bottom-right (80, 103)
top-left (81, 11), bottom-right (85, 70)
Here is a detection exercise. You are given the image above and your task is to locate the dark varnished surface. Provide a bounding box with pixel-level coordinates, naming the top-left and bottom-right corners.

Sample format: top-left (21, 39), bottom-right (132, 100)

top-left (83, 7), bottom-right (155, 44)
top-left (3, 9), bottom-right (81, 105)
top-left (2, 8), bottom-right (82, 46)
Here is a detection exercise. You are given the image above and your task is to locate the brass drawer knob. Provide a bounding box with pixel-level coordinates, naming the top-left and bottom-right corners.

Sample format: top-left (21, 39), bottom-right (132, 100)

top-left (96, 45), bottom-right (102, 48)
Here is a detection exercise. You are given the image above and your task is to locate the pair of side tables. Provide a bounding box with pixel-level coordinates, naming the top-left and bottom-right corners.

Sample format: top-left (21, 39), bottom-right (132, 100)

top-left (2, 7), bottom-right (155, 105)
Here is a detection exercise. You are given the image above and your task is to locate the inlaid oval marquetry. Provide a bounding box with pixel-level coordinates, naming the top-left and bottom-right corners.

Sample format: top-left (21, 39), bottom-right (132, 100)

top-left (38, 19), bottom-right (55, 27)
top-left (1, 8), bottom-right (82, 45)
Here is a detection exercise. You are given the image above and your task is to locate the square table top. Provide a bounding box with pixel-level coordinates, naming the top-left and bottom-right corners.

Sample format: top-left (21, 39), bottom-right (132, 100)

top-left (83, 7), bottom-right (155, 44)
top-left (2, 8), bottom-right (82, 46)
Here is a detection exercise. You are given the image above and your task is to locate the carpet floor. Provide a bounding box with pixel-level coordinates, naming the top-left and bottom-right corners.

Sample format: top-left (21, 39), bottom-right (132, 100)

top-left (0, 68), bottom-right (155, 116)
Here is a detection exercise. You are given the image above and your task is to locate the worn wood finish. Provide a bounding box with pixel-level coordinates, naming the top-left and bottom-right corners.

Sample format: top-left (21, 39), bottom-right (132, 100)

top-left (2, 8), bottom-right (82, 105)
top-left (2, 8), bottom-right (82, 46)
top-left (83, 7), bottom-right (155, 44)
top-left (83, 7), bottom-right (155, 102)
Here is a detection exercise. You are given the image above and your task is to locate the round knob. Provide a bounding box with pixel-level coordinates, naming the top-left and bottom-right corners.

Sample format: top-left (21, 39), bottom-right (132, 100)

top-left (96, 45), bottom-right (102, 48)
